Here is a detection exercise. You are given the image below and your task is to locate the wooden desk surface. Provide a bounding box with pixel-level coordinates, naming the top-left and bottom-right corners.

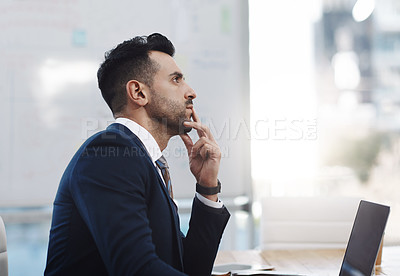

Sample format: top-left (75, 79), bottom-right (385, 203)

top-left (215, 246), bottom-right (400, 276)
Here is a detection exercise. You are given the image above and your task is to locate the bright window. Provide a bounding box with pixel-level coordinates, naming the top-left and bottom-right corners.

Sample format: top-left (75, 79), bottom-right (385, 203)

top-left (249, 0), bottom-right (400, 245)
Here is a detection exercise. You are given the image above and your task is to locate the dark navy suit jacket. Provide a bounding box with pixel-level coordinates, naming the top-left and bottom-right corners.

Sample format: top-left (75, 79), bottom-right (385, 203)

top-left (45, 123), bottom-right (230, 275)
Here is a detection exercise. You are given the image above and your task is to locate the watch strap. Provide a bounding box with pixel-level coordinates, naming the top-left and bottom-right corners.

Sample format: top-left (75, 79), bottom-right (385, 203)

top-left (196, 180), bottom-right (221, 195)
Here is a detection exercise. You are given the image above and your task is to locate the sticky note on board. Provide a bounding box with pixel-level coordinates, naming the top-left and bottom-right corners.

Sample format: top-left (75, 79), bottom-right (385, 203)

top-left (221, 5), bottom-right (231, 34)
top-left (72, 29), bottom-right (87, 47)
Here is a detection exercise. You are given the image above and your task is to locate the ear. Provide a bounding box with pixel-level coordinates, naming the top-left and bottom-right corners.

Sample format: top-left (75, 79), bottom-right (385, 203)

top-left (126, 80), bottom-right (148, 107)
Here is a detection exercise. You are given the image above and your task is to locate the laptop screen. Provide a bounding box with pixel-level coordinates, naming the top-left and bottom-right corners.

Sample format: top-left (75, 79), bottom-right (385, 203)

top-left (339, 200), bottom-right (390, 276)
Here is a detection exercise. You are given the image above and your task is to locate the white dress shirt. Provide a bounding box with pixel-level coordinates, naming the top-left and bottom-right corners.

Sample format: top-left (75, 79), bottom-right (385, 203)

top-left (115, 118), bottom-right (223, 208)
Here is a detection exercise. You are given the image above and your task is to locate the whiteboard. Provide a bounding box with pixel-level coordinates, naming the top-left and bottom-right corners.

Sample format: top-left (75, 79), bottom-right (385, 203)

top-left (0, 0), bottom-right (250, 206)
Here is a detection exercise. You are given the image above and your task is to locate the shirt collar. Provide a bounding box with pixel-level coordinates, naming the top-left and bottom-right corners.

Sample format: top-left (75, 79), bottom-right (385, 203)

top-left (115, 117), bottom-right (162, 165)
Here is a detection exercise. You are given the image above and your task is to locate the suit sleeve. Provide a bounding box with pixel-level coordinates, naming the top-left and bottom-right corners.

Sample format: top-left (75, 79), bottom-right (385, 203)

top-left (70, 137), bottom-right (186, 276)
top-left (183, 197), bottom-right (230, 276)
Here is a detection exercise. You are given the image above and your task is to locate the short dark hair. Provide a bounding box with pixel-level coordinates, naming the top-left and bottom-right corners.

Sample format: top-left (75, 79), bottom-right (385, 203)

top-left (97, 33), bottom-right (175, 115)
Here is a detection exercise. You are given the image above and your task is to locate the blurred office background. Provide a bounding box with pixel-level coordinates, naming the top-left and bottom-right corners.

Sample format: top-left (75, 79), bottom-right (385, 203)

top-left (1, 0), bottom-right (399, 275)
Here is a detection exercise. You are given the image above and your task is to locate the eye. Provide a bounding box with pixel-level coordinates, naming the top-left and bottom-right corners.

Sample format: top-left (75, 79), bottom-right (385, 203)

top-left (173, 76), bottom-right (182, 83)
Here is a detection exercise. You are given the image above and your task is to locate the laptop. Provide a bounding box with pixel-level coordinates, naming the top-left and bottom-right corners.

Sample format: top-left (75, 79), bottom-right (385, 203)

top-left (213, 200), bottom-right (390, 276)
top-left (339, 200), bottom-right (390, 276)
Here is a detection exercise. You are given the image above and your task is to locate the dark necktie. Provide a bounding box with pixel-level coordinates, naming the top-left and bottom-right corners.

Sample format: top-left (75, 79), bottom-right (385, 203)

top-left (155, 155), bottom-right (173, 199)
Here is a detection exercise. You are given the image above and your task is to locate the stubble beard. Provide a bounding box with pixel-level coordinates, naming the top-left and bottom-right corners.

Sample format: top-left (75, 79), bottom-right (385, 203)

top-left (147, 89), bottom-right (192, 137)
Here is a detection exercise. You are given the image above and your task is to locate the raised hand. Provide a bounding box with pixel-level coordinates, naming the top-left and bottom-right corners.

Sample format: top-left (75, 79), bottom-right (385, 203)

top-left (180, 109), bottom-right (221, 201)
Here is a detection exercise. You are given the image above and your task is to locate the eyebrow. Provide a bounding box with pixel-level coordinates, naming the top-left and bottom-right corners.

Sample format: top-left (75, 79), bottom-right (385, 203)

top-left (169, 71), bottom-right (184, 79)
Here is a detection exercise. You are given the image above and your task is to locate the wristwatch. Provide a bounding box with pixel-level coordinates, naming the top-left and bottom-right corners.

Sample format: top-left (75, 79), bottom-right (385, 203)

top-left (196, 179), bottom-right (221, 195)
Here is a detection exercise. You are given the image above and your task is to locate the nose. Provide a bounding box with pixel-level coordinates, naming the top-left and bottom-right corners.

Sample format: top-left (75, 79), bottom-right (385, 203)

top-left (185, 83), bottom-right (196, 100)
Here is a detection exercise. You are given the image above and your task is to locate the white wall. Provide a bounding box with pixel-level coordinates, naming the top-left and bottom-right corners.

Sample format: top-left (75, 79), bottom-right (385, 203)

top-left (0, 0), bottom-right (250, 206)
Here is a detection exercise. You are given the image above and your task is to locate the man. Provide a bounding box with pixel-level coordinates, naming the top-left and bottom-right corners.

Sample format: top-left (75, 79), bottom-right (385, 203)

top-left (45, 33), bottom-right (230, 276)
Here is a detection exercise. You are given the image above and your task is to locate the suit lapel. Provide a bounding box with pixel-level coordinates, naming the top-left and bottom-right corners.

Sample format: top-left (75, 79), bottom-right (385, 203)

top-left (107, 123), bottom-right (184, 269)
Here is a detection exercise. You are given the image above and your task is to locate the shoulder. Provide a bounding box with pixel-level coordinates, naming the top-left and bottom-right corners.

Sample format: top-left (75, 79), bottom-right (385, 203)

top-left (71, 123), bottom-right (153, 172)
top-left (66, 124), bottom-right (156, 189)
top-left (89, 123), bottom-right (141, 145)
top-left (80, 123), bottom-right (144, 153)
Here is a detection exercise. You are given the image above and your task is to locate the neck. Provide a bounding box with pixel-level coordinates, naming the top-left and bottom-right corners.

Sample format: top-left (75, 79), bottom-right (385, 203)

top-left (116, 114), bottom-right (172, 151)
top-left (149, 129), bottom-right (171, 151)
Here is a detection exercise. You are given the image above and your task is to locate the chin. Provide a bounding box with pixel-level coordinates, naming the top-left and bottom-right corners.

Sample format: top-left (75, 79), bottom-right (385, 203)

top-left (176, 124), bottom-right (192, 134)
top-left (182, 126), bottom-right (192, 134)
top-left (168, 123), bottom-right (192, 136)
top-left (176, 118), bottom-right (192, 134)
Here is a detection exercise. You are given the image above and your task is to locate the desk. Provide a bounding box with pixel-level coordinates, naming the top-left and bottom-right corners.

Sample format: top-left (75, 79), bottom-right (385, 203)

top-left (215, 247), bottom-right (400, 275)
